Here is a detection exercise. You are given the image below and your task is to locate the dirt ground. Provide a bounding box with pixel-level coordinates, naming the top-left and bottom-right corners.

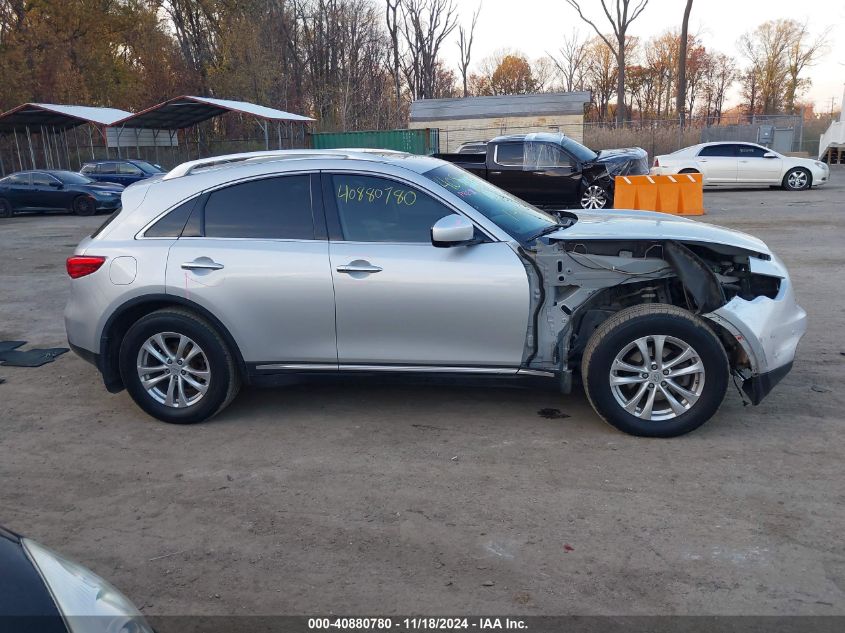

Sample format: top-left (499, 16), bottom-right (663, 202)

top-left (1, 173), bottom-right (844, 617)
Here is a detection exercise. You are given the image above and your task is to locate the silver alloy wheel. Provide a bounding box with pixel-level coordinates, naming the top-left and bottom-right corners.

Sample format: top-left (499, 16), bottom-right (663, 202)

top-left (609, 335), bottom-right (705, 421)
top-left (581, 185), bottom-right (608, 209)
top-left (786, 170), bottom-right (808, 190)
top-left (136, 332), bottom-right (210, 408)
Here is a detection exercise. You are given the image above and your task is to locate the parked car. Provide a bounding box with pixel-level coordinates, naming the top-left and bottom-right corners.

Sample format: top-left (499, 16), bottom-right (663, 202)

top-left (651, 142), bottom-right (830, 190)
top-left (0, 524), bottom-right (152, 633)
top-left (65, 149), bottom-right (806, 438)
top-left (80, 159), bottom-right (165, 186)
top-left (436, 133), bottom-right (649, 210)
top-left (0, 170), bottom-right (123, 218)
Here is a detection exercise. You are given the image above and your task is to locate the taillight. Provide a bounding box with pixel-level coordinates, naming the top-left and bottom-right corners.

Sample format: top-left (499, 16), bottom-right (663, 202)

top-left (653, 157), bottom-right (660, 167)
top-left (66, 256), bottom-right (106, 279)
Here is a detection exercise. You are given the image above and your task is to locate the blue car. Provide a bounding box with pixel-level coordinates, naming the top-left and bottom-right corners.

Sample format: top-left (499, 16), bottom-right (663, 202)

top-left (80, 159), bottom-right (165, 186)
top-left (0, 170), bottom-right (123, 218)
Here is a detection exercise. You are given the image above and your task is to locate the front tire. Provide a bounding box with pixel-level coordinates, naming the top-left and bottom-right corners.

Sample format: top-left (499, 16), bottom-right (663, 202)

top-left (581, 304), bottom-right (729, 437)
top-left (73, 195), bottom-right (96, 216)
top-left (119, 308), bottom-right (240, 424)
top-left (782, 167), bottom-right (810, 191)
top-left (580, 183), bottom-right (610, 209)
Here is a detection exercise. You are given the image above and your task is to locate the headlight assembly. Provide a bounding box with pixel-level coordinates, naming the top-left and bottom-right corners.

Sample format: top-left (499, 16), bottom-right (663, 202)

top-left (22, 538), bottom-right (153, 633)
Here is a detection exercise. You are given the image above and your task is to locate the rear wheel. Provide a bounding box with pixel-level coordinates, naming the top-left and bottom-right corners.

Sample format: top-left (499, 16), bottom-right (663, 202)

top-left (782, 167), bottom-right (810, 191)
top-left (119, 308), bottom-right (240, 424)
top-left (580, 183), bottom-right (610, 209)
top-left (73, 195), bottom-right (96, 216)
top-left (0, 198), bottom-right (11, 218)
top-left (581, 304), bottom-right (729, 437)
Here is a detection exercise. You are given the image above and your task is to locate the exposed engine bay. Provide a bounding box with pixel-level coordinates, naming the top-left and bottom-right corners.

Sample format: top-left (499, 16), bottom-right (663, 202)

top-left (518, 224), bottom-right (784, 395)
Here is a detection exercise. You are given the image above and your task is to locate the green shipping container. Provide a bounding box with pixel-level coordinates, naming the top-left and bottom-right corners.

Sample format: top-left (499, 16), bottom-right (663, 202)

top-left (310, 128), bottom-right (440, 155)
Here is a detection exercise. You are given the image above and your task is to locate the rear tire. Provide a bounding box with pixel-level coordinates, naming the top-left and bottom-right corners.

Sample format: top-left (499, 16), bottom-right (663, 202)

top-left (581, 304), bottom-right (729, 438)
top-left (782, 167), bottom-right (810, 191)
top-left (0, 198), bottom-right (11, 218)
top-left (73, 195), bottom-right (96, 216)
top-left (119, 308), bottom-right (240, 424)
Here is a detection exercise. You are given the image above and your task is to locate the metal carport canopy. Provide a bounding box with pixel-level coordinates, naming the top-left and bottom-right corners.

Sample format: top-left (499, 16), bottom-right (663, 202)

top-left (113, 95), bottom-right (314, 129)
top-left (0, 103), bottom-right (132, 132)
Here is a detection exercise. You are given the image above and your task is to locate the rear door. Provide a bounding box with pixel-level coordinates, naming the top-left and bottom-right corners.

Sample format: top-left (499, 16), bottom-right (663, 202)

top-left (118, 162), bottom-right (146, 184)
top-left (324, 171), bottom-right (529, 369)
top-left (0, 173), bottom-right (32, 209)
top-left (736, 144), bottom-right (782, 183)
top-left (486, 142), bottom-right (534, 202)
top-left (696, 144), bottom-right (738, 183)
top-left (96, 162), bottom-right (121, 184)
top-left (164, 173), bottom-right (337, 367)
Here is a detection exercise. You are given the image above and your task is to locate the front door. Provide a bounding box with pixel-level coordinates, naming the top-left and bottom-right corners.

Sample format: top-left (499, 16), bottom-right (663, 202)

top-left (324, 172), bottom-right (530, 369)
top-left (736, 145), bottom-right (782, 183)
top-left (30, 172), bottom-right (67, 209)
top-left (165, 173), bottom-right (337, 366)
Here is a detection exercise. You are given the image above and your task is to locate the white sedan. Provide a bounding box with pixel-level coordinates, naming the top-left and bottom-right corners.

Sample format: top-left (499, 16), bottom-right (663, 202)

top-left (651, 142), bottom-right (829, 190)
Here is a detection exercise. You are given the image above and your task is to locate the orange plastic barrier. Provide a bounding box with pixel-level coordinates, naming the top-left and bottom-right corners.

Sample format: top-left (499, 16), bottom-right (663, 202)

top-left (613, 173), bottom-right (704, 215)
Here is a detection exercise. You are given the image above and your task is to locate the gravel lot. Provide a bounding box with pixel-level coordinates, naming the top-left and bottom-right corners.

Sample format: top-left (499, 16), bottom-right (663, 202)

top-left (1, 173), bottom-right (843, 618)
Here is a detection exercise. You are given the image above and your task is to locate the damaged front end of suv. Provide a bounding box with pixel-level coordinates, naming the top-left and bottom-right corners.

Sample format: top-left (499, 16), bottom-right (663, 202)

top-left (518, 209), bottom-right (806, 435)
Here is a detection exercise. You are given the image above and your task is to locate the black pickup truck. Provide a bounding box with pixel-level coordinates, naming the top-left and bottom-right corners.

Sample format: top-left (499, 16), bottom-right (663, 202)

top-left (436, 133), bottom-right (648, 209)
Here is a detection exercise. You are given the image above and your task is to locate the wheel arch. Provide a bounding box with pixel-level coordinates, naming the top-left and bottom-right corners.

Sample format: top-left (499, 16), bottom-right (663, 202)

top-left (98, 294), bottom-right (247, 393)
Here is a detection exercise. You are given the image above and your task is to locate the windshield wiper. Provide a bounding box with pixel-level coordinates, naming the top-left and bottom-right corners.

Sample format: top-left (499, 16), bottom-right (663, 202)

top-left (526, 223), bottom-right (564, 242)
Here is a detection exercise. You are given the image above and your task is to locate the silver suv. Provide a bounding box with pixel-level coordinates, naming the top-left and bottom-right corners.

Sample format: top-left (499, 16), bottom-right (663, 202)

top-left (65, 150), bottom-right (806, 437)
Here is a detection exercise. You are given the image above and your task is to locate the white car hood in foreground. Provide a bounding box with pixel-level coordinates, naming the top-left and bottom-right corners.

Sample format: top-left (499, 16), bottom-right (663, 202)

top-left (549, 209), bottom-right (771, 255)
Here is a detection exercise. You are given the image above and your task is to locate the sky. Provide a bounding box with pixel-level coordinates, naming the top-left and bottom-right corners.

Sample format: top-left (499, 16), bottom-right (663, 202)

top-left (444, 0), bottom-right (845, 112)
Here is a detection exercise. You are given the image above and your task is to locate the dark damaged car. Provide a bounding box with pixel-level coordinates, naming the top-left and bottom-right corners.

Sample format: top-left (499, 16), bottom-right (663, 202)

top-left (436, 132), bottom-right (648, 210)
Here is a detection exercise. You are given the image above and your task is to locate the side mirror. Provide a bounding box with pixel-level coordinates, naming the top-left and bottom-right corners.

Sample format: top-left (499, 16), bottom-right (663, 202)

top-left (49, 181), bottom-right (63, 188)
top-left (431, 214), bottom-right (475, 247)
top-left (763, 152), bottom-right (777, 159)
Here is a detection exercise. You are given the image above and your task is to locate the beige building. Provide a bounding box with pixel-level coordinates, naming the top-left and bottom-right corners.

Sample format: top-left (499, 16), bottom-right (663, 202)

top-left (409, 92), bottom-right (591, 152)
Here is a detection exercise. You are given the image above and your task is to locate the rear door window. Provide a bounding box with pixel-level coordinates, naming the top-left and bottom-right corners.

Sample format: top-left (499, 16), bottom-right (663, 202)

top-left (119, 162), bottom-right (144, 175)
top-left (99, 162), bottom-right (119, 174)
top-left (203, 175), bottom-right (315, 240)
top-left (494, 143), bottom-right (525, 167)
top-left (4, 173), bottom-right (30, 185)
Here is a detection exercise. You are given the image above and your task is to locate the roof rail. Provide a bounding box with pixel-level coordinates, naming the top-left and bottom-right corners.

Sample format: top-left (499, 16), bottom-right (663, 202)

top-left (162, 150), bottom-right (346, 180)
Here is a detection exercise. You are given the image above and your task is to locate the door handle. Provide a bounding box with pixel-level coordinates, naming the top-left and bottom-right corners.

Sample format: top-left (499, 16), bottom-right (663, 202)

top-left (489, 170), bottom-right (502, 175)
top-left (336, 263), bottom-right (383, 274)
top-left (181, 258), bottom-right (224, 271)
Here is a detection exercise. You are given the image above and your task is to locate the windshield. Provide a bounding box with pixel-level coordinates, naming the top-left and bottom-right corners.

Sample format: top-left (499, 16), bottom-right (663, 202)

top-left (55, 171), bottom-right (94, 184)
top-left (560, 137), bottom-right (598, 163)
top-left (423, 163), bottom-right (559, 241)
top-left (132, 160), bottom-right (164, 174)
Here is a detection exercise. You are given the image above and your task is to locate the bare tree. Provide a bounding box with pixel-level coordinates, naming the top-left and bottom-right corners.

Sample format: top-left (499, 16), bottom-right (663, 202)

top-left (549, 29), bottom-right (589, 92)
top-left (457, 2), bottom-right (481, 97)
top-left (398, 0), bottom-right (458, 100)
top-left (675, 0), bottom-right (693, 128)
top-left (386, 0), bottom-right (403, 109)
top-left (565, 0), bottom-right (650, 125)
